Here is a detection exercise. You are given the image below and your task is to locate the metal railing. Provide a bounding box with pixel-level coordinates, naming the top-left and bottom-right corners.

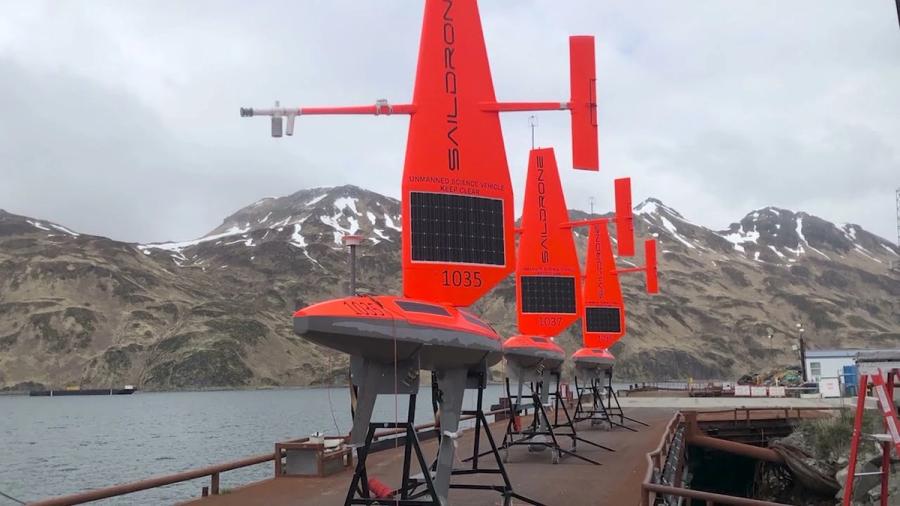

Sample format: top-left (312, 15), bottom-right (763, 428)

top-left (29, 408), bottom-right (509, 505)
top-left (640, 410), bottom-right (798, 506)
top-left (28, 451), bottom-right (279, 506)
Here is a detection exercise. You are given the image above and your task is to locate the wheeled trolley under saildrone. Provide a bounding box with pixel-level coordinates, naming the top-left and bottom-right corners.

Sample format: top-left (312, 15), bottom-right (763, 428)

top-left (240, 1), bottom-right (657, 504)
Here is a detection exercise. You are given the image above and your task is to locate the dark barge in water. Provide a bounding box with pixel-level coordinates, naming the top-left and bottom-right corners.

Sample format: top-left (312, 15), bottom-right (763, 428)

top-left (29, 385), bottom-right (136, 397)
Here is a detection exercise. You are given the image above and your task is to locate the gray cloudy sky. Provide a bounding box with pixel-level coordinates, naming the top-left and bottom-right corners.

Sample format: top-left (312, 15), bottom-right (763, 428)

top-left (1, 1), bottom-right (898, 243)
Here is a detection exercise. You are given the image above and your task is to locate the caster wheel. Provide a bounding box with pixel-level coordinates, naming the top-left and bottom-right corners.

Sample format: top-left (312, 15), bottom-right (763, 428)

top-left (551, 450), bottom-right (560, 464)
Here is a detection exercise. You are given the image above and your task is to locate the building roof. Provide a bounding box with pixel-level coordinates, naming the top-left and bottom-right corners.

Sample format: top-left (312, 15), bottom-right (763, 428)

top-left (806, 348), bottom-right (899, 359)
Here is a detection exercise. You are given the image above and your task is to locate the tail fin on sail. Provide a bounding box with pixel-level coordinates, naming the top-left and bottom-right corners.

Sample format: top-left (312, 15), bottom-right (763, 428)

top-left (614, 177), bottom-right (634, 256)
top-left (569, 36), bottom-right (598, 171)
top-left (516, 148), bottom-right (582, 336)
top-left (644, 239), bottom-right (659, 294)
top-left (581, 222), bottom-right (625, 349)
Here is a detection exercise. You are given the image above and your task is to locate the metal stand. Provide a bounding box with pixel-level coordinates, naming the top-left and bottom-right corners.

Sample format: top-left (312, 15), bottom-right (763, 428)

top-left (573, 372), bottom-right (647, 431)
top-left (500, 376), bottom-right (610, 465)
top-left (406, 370), bottom-right (543, 506)
top-left (346, 392), bottom-right (440, 505)
top-left (343, 355), bottom-right (440, 505)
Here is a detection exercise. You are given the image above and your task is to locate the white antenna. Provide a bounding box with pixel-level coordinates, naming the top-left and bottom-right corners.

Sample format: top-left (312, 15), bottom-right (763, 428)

top-left (528, 115), bottom-right (538, 149)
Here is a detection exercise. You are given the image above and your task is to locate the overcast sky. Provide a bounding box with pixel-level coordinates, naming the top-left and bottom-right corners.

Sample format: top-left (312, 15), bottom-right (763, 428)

top-left (1, 1), bottom-right (898, 243)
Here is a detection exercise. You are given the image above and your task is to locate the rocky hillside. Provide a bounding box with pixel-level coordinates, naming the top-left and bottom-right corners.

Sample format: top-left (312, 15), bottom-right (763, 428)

top-left (0, 186), bottom-right (897, 389)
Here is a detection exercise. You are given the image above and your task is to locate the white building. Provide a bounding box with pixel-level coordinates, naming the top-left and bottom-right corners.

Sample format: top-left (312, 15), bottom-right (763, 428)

top-left (804, 348), bottom-right (897, 383)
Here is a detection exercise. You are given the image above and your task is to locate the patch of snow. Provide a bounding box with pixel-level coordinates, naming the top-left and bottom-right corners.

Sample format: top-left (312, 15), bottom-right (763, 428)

top-left (634, 200), bottom-right (658, 215)
top-left (347, 216), bottom-right (360, 235)
top-left (302, 249), bottom-right (326, 270)
top-left (320, 213), bottom-right (360, 245)
top-left (258, 212), bottom-right (272, 223)
top-left (795, 217), bottom-right (830, 260)
top-left (140, 225), bottom-right (249, 252)
top-left (373, 229), bottom-right (391, 242)
top-left (366, 211), bottom-right (377, 225)
top-left (334, 197), bottom-right (360, 215)
top-left (26, 220), bottom-right (50, 231)
top-left (720, 224), bottom-right (759, 253)
top-left (252, 197), bottom-right (274, 207)
top-left (224, 235), bottom-right (255, 247)
top-left (620, 259), bottom-right (637, 267)
top-left (753, 251), bottom-right (761, 262)
top-left (881, 244), bottom-right (899, 257)
top-left (289, 223), bottom-right (307, 248)
top-left (306, 194), bottom-right (328, 206)
top-left (369, 237), bottom-right (381, 244)
top-left (271, 216), bottom-right (292, 229)
top-left (853, 245), bottom-right (882, 264)
top-left (50, 224), bottom-right (79, 236)
top-left (384, 214), bottom-right (401, 231)
top-left (767, 245), bottom-right (786, 260)
top-left (660, 216), bottom-right (696, 249)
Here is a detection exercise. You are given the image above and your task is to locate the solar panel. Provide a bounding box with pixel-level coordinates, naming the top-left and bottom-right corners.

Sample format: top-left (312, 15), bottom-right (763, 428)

top-left (520, 276), bottom-right (577, 314)
top-left (395, 300), bottom-right (451, 316)
top-left (410, 192), bottom-right (505, 265)
top-left (585, 307), bottom-right (622, 333)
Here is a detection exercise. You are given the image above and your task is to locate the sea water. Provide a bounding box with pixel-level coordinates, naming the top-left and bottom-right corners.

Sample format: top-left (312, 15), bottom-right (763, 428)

top-left (0, 386), bottom-right (510, 505)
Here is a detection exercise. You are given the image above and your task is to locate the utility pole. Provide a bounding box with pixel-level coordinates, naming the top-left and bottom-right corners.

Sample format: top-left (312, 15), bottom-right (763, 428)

top-left (342, 234), bottom-right (364, 295)
top-left (797, 322), bottom-right (807, 382)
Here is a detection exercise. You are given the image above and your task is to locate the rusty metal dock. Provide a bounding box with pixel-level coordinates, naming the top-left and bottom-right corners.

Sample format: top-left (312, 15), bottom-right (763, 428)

top-left (180, 408), bottom-right (674, 506)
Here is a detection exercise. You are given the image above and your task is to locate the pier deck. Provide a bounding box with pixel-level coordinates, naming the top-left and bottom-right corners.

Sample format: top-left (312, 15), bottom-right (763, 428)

top-left (183, 407), bottom-right (674, 506)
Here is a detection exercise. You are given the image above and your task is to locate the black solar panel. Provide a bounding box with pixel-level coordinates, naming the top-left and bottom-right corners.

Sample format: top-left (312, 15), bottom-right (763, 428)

top-left (410, 192), bottom-right (505, 265)
top-left (520, 276), bottom-right (577, 314)
top-left (585, 307), bottom-right (622, 333)
top-left (395, 300), bottom-right (450, 316)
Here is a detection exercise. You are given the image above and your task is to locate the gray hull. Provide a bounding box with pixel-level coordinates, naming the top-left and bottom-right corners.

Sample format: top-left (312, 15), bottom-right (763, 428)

top-left (504, 348), bottom-right (565, 372)
top-left (294, 315), bottom-right (502, 370)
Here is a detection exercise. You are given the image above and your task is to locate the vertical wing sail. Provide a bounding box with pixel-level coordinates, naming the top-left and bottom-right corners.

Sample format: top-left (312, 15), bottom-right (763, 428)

top-left (644, 239), bottom-right (659, 294)
top-left (569, 36), bottom-right (598, 171)
top-left (582, 222), bottom-right (625, 348)
top-left (401, 0), bottom-right (515, 306)
top-left (516, 148), bottom-right (582, 336)
top-left (614, 177), bottom-right (635, 256)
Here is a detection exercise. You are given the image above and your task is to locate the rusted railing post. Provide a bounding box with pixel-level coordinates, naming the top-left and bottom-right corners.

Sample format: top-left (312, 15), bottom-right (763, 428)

top-left (211, 473), bottom-right (220, 495)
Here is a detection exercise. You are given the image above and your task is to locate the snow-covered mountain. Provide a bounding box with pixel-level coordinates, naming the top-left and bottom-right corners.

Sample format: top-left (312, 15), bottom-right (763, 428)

top-left (138, 186), bottom-right (401, 267)
top-left (0, 188), bottom-right (897, 390)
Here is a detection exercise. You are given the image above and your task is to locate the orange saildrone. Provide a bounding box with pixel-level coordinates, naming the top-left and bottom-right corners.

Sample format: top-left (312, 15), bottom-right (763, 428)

top-left (505, 148), bottom-right (579, 376)
top-left (568, 183), bottom-right (659, 429)
top-left (500, 147), bottom-right (615, 465)
top-left (240, 0), bottom-right (600, 503)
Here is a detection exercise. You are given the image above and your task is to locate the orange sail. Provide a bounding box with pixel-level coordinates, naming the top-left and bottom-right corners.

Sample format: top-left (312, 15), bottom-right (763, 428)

top-left (582, 221), bottom-right (625, 348)
top-left (400, 0), bottom-right (514, 306)
top-left (515, 148), bottom-right (581, 336)
top-left (241, 0), bottom-right (601, 306)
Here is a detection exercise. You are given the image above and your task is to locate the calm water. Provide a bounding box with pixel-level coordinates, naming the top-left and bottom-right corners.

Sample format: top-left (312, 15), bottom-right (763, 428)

top-left (0, 386), bottom-right (508, 505)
